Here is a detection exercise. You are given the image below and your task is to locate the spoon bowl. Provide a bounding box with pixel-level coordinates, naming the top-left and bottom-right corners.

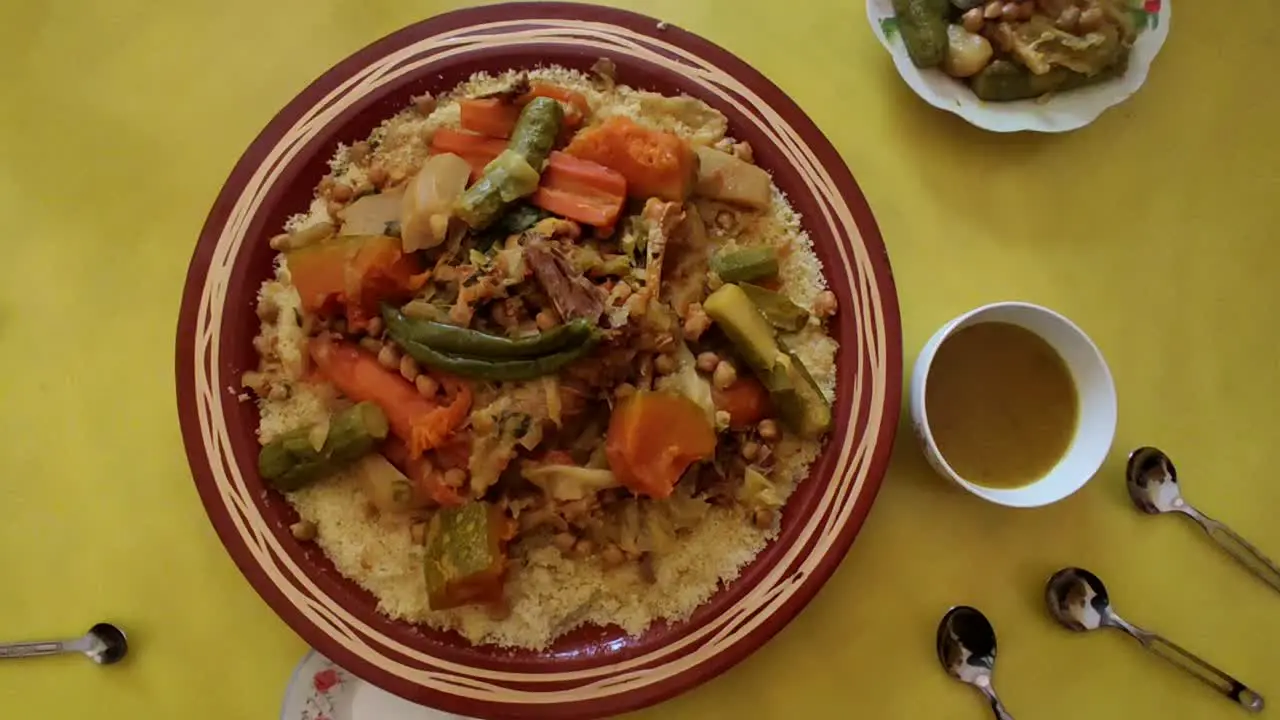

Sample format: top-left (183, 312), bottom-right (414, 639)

top-left (935, 606), bottom-right (1015, 719)
top-left (0, 622), bottom-right (128, 665)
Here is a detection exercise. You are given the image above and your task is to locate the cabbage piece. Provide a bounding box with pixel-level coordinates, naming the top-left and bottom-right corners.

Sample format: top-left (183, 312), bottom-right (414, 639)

top-left (738, 467), bottom-right (783, 511)
top-left (523, 464), bottom-right (620, 501)
top-left (655, 342), bottom-right (716, 425)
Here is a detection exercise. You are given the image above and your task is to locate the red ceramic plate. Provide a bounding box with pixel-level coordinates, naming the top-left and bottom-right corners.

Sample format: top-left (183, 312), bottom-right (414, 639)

top-left (176, 4), bottom-right (902, 718)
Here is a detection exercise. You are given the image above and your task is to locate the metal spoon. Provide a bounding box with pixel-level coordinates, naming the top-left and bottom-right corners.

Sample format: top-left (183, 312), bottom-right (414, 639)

top-left (1045, 567), bottom-right (1263, 712)
top-left (1127, 446), bottom-right (1280, 593)
top-left (936, 606), bottom-right (1015, 719)
top-left (0, 623), bottom-right (128, 665)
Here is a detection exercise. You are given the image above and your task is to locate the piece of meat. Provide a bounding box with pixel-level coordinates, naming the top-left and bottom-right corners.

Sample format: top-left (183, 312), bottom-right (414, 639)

top-left (525, 240), bottom-right (605, 323)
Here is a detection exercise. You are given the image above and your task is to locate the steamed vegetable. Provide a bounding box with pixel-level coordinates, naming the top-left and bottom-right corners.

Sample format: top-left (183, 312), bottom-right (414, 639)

top-left (565, 117), bottom-right (697, 201)
top-left (383, 305), bottom-right (595, 359)
top-left (338, 191), bottom-right (404, 236)
top-left (941, 24), bottom-right (994, 78)
top-left (530, 151), bottom-right (627, 228)
top-left (456, 97), bottom-right (565, 229)
top-left (285, 235), bottom-right (425, 331)
top-left (711, 375), bottom-right (772, 430)
top-left (703, 284), bottom-right (831, 438)
top-left (739, 283), bottom-right (809, 331)
top-left (309, 336), bottom-right (472, 458)
top-left (422, 502), bottom-right (513, 610)
top-left (393, 333), bottom-right (601, 382)
top-left (459, 84), bottom-right (590, 139)
top-left (693, 146), bottom-right (772, 210)
top-left (892, 0), bottom-right (949, 68)
top-left (382, 436), bottom-right (465, 508)
top-left (400, 153), bottom-right (471, 252)
top-left (605, 391), bottom-right (717, 499)
top-left (710, 246), bottom-right (779, 284)
top-left (353, 452), bottom-right (421, 513)
top-left (258, 402), bottom-right (389, 492)
top-left (522, 464), bottom-right (620, 501)
top-left (427, 128), bottom-right (506, 179)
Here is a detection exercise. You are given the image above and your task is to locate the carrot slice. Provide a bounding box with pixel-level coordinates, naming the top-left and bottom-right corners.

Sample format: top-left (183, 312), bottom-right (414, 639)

top-left (428, 128), bottom-right (506, 179)
top-left (459, 99), bottom-right (523, 139)
top-left (711, 376), bottom-right (773, 430)
top-left (529, 152), bottom-right (627, 228)
top-left (309, 337), bottom-right (473, 459)
top-left (565, 117), bottom-right (696, 201)
top-left (382, 437), bottom-right (465, 508)
top-left (605, 391), bottom-right (717, 498)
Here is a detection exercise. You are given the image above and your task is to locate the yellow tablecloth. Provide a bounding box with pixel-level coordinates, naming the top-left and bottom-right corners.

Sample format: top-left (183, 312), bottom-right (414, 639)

top-left (3, 1), bottom-right (1278, 718)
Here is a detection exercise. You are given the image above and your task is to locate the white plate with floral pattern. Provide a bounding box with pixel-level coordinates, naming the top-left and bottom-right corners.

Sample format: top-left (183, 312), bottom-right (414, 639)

top-left (867, 0), bottom-right (1171, 132)
top-left (281, 651), bottom-right (472, 720)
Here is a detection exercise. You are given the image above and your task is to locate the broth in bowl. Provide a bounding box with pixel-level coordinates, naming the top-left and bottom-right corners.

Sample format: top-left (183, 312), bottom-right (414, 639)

top-left (925, 322), bottom-right (1078, 489)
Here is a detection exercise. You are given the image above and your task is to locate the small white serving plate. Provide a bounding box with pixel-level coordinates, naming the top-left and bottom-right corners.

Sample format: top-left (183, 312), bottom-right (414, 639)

top-left (281, 651), bottom-right (473, 720)
top-left (866, 0), bottom-right (1171, 132)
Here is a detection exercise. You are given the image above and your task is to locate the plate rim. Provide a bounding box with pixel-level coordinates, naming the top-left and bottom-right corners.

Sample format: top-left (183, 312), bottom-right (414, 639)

top-left (176, 3), bottom-right (903, 718)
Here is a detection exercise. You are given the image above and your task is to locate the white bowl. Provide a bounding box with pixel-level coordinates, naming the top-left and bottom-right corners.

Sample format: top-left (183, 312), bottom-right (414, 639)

top-left (866, 0), bottom-right (1172, 133)
top-left (910, 302), bottom-right (1117, 507)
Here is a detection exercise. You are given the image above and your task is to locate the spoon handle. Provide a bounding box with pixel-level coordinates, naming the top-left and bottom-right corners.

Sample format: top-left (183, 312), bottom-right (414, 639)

top-left (0, 640), bottom-right (69, 660)
top-left (1186, 508), bottom-right (1280, 593)
top-left (980, 686), bottom-right (1015, 720)
top-left (1117, 618), bottom-right (1264, 712)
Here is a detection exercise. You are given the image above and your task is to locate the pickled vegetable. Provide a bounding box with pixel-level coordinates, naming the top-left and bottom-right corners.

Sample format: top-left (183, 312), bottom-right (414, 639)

top-left (893, 0), bottom-right (949, 69)
top-left (969, 60), bottom-right (1067, 101)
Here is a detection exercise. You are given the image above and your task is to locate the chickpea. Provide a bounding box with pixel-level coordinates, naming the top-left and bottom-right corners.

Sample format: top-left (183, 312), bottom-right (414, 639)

top-left (535, 310), bottom-right (558, 331)
top-left (399, 354), bottom-right (420, 382)
top-left (753, 508), bottom-right (776, 530)
top-left (741, 441), bottom-right (760, 461)
top-left (290, 520), bottom-right (317, 541)
top-left (358, 337), bottom-right (383, 354)
top-left (712, 360), bottom-right (738, 390)
top-left (682, 303), bottom-right (712, 341)
top-left (377, 344), bottom-right (400, 370)
top-left (552, 532), bottom-right (577, 553)
top-left (613, 282), bottom-right (633, 303)
top-left (962, 7), bottom-right (985, 32)
top-left (348, 141), bottom-right (371, 165)
top-left (367, 164), bottom-right (389, 188)
top-left (443, 468), bottom-right (467, 488)
top-left (365, 316), bottom-right (383, 337)
top-left (715, 210), bottom-right (735, 231)
top-left (1055, 5), bottom-right (1081, 31)
top-left (330, 181), bottom-right (354, 202)
top-left (410, 522), bottom-right (426, 544)
top-left (814, 290), bottom-right (838, 318)
top-left (696, 351), bottom-right (720, 373)
top-left (415, 374), bottom-right (439, 397)
top-left (573, 538), bottom-right (595, 558)
top-left (414, 93), bottom-right (437, 116)
top-left (654, 353), bottom-right (677, 375)
top-left (614, 382), bottom-right (636, 399)
top-left (757, 418), bottom-right (780, 441)
top-left (1001, 2), bottom-right (1020, 21)
top-left (268, 383), bottom-right (289, 402)
top-left (715, 410), bottom-right (731, 431)
top-left (983, 0), bottom-right (1003, 19)
top-left (602, 543), bottom-right (625, 568)
top-left (1077, 6), bottom-right (1105, 32)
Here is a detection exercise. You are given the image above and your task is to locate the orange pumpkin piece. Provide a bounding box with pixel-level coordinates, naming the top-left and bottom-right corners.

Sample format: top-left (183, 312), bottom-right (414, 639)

top-left (565, 117), bottom-right (696, 202)
top-left (605, 391), bottom-right (717, 499)
top-left (286, 235), bottom-right (424, 331)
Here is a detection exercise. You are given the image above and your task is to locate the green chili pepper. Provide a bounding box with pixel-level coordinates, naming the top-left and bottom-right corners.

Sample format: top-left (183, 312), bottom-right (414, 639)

top-left (382, 305), bottom-right (594, 359)
top-left (396, 334), bottom-right (601, 381)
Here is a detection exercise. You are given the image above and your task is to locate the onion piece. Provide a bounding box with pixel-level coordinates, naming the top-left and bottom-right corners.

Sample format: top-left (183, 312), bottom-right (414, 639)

top-left (401, 153), bottom-right (471, 252)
